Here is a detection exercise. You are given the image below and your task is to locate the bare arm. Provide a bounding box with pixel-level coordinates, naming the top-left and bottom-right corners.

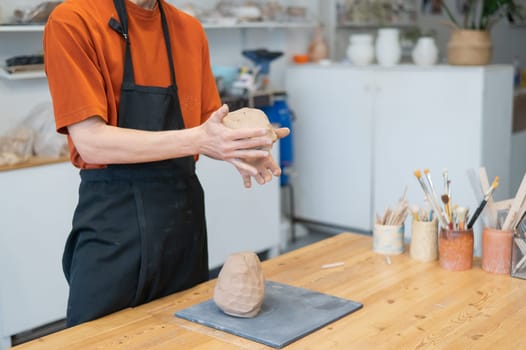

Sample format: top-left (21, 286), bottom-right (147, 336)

top-left (68, 104), bottom-right (272, 170)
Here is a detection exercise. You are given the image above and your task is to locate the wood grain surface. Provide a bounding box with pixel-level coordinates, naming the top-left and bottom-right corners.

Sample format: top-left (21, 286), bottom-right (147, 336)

top-left (13, 233), bottom-right (526, 349)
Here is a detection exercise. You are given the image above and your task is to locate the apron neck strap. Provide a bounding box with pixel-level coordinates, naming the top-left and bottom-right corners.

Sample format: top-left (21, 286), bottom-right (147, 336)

top-left (110, 0), bottom-right (177, 87)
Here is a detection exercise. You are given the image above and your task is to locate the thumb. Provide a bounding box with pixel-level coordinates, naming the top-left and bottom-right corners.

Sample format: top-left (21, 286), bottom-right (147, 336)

top-left (209, 104), bottom-right (229, 123)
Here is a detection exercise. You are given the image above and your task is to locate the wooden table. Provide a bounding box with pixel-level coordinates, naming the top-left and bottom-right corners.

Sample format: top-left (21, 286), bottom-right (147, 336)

top-left (14, 233), bottom-right (526, 349)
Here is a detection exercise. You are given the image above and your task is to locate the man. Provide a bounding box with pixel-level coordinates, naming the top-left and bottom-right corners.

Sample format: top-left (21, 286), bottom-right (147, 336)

top-left (44, 0), bottom-right (289, 327)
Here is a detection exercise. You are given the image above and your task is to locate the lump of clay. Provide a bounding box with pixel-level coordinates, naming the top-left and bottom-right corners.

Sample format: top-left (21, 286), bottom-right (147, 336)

top-left (222, 108), bottom-right (277, 144)
top-left (213, 252), bottom-right (265, 318)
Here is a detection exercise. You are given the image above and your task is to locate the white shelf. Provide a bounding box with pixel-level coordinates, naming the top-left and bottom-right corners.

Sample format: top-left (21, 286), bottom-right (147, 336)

top-left (0, 22), bottom-right (315, 32)
top-left (0, 68), bottom-right (46, 80)
top-left (203, 21), bottom-right (317, 29)
top-left (0, 25), bottom-right (45, 32)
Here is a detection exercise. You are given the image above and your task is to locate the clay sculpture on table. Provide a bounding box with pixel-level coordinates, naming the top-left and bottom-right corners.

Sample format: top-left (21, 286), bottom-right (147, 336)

top-left (213, 252), bottom-right (265, 318)
top-left (222, 108), bottom-right (278, 145)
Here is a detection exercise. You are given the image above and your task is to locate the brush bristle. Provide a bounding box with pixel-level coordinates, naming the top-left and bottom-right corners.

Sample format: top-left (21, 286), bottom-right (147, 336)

top-left (424, 168), bottom-right (430, 174)
top-left (414, 170), bottom-right (422, 178)
top-left (492, 176), bottom-right (499, 188)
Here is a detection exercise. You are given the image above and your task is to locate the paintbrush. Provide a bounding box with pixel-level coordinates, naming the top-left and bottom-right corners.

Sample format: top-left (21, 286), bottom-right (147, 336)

top-left (414, 170), bottom-right (448, 228)
top-left (441, 194), bottom-right (452, 228)
top-left (423, 169), bottom-right (449, 226)
top-left (455, 206), bottom-right (468, 230)
top-left (467, 176), bottom-right (499, 229)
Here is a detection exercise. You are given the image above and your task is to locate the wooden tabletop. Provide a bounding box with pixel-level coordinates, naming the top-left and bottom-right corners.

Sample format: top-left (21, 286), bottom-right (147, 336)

top-left (14, 233), bottom-right (526, 349)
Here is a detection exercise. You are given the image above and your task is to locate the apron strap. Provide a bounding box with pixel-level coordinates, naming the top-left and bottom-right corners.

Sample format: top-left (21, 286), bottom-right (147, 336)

top-left (158, 1), bottom-right (177, 87)
top-left (109, 0), bottom-right (177, 88)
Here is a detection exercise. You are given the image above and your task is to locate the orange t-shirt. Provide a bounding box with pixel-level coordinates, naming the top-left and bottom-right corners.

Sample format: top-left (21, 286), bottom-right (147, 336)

top-left (44, 0), bottom-right (221, 169)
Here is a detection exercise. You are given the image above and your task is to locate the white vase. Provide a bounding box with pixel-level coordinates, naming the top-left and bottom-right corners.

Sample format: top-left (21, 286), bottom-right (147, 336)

top-left (375, 28), bottom-right (401, 67)
top-left (412, 37), bottom-right (439, 66)
top-left (346, 34), bottom-right (374, 66)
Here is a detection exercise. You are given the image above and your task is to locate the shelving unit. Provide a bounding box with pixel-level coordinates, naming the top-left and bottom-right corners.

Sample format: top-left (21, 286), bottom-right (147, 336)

top-left (0, 68), bottom-right (45, 80)
top-left (0, 24), bottom-right (45, 32)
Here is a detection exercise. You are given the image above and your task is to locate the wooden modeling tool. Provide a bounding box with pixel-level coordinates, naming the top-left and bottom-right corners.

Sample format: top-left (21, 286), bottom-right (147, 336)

top-left (467, 176), bottom-right (499, 229)
top-left (414, 170), bottom-right (448, 228)
top-left (502, 173), bottom-right (526, 231)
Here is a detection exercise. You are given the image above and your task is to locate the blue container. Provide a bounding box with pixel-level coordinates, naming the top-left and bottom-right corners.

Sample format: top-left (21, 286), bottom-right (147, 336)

top-left (261, 94), bottom-right (293, 186)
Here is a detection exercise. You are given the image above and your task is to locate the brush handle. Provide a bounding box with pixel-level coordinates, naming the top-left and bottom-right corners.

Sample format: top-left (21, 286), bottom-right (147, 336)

top-left (467, 199), bottom-right (487, 229)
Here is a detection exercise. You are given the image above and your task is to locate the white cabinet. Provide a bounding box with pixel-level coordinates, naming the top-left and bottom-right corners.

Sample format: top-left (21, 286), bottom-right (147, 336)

top-left (285, 65), bottom-right (374, 231)
top-left (0, 162), bottom-right (78, 349)
top-left (286, 64), bottom-right (513, 234)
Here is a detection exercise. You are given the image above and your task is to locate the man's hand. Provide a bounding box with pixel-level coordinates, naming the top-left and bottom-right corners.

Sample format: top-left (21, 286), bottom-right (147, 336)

top-left (198, 105), bottom-right (273, 162)
top-left (229, 126), bottom-right (290, 188)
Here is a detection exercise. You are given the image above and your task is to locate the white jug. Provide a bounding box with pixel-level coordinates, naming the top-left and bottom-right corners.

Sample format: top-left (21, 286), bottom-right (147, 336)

top-left (375, 28), bottom-right (401, 67)
top-left (412, 37), bottom-right (439, 66)
top-left (346, 34), bottom-right (374, 66)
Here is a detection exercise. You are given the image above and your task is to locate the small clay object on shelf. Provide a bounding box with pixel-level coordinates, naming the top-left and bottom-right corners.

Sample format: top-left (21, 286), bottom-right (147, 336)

top-left (213, 252), bottom-right (265, 318)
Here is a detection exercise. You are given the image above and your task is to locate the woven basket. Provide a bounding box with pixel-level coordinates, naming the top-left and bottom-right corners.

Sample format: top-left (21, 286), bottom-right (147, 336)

top-left (447, 30), bottom-right (492, 66)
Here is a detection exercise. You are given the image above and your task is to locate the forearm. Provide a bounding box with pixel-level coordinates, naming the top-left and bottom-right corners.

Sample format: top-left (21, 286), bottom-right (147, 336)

top-left (68, 116), bottom-right (201, 165)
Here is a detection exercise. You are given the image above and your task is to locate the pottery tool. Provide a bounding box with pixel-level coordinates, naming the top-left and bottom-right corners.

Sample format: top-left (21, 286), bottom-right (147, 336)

top-left (321, 262), bottom-right (345, 269)
top-left (479, 167), bottom-right (498, 227)
top-left (443, 169), bottom-right (453, 221)
top-left (414, 170), bottom-right (448, 228)
top-left (423, 169), bottom-right (445, 221)
top-left (455, 206), bottom-right (469, 230)
top-left (467, 176), bottom-right (499, 229)
top-left (502, 173), bottom-right (526, 231)
top-left (441, 194), bottom-right (452, 228)
top-left (377, 190), bottom-right (410, 226)
top-left (495, 199), bottom-right (513, 211)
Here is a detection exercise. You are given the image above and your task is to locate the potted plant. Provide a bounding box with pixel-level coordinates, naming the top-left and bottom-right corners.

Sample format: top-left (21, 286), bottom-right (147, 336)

top-left (441, 0), bottom-right (524, 65)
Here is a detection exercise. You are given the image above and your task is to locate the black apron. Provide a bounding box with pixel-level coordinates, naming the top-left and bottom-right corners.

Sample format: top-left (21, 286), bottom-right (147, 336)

top-left (62, 0), bottom-right (208, 327)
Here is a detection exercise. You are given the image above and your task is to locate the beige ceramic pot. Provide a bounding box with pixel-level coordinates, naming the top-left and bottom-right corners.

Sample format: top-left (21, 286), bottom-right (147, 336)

top-left (447, 29), bottom-right (492, 66)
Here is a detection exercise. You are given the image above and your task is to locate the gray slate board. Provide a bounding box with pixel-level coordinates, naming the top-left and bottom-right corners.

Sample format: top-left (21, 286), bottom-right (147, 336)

top-left (175, 280), bottom-right (363, 348)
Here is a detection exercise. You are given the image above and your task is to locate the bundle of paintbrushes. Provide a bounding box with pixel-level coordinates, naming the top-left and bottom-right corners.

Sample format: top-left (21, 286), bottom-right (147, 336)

top-left (376, 190), bottom-right (410, 226)
top-left (413, 168), bottom-right (499, 230)
top-left (410, 204), bottom-right (433, 222)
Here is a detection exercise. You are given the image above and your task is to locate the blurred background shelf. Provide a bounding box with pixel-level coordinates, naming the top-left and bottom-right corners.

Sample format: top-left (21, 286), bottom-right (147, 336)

top-left (0, 25), bottom-right (45, 32)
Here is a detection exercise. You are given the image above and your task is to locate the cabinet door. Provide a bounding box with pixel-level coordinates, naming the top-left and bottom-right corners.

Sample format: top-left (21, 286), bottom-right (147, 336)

top-left (372, 70), bottom-right (484, 223)
top-left (286, 66), bottom-right (374, 231)
top-left (0, 163), bottom-right (78, 337)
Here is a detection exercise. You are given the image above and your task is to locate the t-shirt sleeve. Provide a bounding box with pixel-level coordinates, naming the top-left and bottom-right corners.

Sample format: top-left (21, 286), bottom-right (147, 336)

top-left (44, 9), bottom-right (108, 135)
top-left (199, 30), bottom-right (221, 124)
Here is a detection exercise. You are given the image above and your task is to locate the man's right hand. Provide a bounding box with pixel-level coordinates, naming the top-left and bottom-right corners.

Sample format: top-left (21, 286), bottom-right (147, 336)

top-left (198, 104), bottom-right (274, 175)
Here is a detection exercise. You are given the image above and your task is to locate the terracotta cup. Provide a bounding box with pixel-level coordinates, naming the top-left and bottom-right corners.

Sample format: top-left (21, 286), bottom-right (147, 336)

top-left (482, 227), bottom-right (513, 274)
top-left (373, 224), bottom-right (404, 255)
top-left (439, 228), bottom-right (474, 271)
top-left (410, 219), bottom-right (438, 262)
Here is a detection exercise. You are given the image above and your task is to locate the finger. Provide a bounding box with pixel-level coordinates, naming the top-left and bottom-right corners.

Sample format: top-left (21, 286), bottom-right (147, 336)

top-left (242, 174), bottom-right (252, 188)
top-left (261, 169), bottom-right (273, 183)
top-left (209, 104), bottom-right (229, 122)
top-left (229, 158), bottom-right (258, 176)
top-left (229, 127), bottom-right (270, 140)
top-left (231, 135), bottom-right (273, 150)
top-left (228, 149), bottom-right (269, 159)
top-left (255, 173), bottom-right (266, 185)
top-left (274, 127), bottom-right (290, 139)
